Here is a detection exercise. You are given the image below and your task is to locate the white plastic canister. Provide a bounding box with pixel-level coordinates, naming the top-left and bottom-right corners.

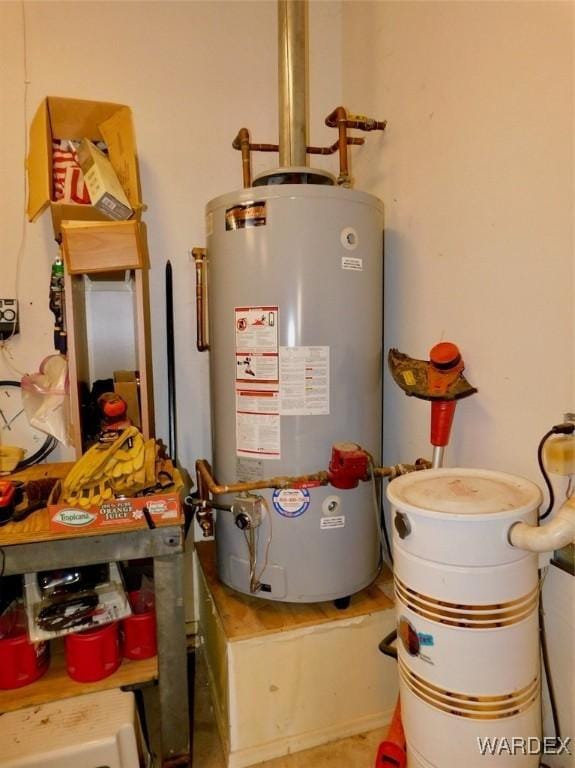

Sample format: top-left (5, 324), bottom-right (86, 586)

top-left (386, 468), bottom-right (542, 768)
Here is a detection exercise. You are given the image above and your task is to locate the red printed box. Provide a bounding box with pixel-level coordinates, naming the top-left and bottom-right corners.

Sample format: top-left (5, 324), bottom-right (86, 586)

top-left (48, 492), bottom-right (182, 532)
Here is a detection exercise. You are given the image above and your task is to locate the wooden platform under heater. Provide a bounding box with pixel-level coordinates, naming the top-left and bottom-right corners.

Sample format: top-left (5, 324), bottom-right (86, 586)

top-left (195, 540), bottom-right (398, 768)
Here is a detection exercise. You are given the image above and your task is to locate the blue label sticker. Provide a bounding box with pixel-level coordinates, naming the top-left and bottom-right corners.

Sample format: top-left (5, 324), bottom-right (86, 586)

top-left (272, 488), bottom-right (311, 518)
top-left (418, 633), bottom-right (434, 647)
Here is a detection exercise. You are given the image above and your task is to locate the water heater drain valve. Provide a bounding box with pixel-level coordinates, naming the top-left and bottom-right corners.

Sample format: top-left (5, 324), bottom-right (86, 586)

top-left (233, 494), bottom-right (264, 530)
top-left (328, 443), bottom-right (370, 489)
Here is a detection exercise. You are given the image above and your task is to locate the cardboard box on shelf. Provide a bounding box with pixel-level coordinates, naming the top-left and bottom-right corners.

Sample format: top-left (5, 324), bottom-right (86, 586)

top-left (27, 96), bottom-right (143, 237)
top-left (77, 138), bottom-right (133, 221)
top-left (48, 489), bottom-right (183, 533)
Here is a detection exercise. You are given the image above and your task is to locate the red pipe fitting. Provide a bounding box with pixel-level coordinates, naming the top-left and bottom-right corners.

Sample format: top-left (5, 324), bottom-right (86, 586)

top-left (328, 443), bottom-right (370, 489)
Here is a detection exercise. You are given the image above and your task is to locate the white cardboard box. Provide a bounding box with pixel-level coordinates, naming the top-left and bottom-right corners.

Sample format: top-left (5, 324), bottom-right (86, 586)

top-left (78, 138), bottom-right (133, 221)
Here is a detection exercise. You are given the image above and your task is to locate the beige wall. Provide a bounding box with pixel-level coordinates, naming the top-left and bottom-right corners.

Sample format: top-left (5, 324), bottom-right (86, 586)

top-left (343, 0), bottom-right (574, 483)
top-left (0, 0), bottom-right (343, 467)
top-left (5, 1), bottom-right (568, 481)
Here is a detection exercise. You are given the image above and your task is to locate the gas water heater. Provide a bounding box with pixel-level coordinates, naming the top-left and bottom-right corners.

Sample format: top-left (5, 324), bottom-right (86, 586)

top-left (205, 181), bottom-right (384, 602)
top-left (195, 0), bottom-right (389, 603)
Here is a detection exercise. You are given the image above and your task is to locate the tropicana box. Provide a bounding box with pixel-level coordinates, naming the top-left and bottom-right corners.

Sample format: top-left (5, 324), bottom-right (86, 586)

top-left (48, 490), bottom-right (183, 533)
top-left (27, 96), bottom-right (143, 239)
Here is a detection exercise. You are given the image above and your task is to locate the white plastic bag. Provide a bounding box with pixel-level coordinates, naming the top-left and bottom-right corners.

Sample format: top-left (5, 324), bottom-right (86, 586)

top-left (21, 354), bottom-right (71, 446)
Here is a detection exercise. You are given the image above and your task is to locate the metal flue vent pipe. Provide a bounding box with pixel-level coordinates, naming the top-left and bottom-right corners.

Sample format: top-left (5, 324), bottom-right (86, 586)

top-left (278, 0), bottom-right (308, 168)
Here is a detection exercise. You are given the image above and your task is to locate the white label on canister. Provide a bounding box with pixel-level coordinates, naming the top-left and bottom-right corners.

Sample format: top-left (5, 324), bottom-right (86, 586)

top-left (272, 488), bottom-right (310, 518)
top-left (320, 515), bottom-right (346, 529)
top-left (341, 256), bottom-right (363, 271)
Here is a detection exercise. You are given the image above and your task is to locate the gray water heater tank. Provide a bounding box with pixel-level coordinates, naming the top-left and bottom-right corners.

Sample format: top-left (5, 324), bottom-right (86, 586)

top-left (205, 183), bottom-right (384, 602)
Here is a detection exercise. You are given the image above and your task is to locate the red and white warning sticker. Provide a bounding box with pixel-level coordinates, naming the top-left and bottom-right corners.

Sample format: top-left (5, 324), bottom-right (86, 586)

top-left (235, 306), bottom-right (280, 459)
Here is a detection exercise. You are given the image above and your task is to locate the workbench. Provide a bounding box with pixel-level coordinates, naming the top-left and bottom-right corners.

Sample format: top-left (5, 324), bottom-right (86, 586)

top-left (0, 462), bottom-right (190, 767)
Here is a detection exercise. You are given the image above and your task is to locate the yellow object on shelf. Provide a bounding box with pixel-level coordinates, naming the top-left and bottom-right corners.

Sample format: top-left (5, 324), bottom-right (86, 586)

top-left (0, 446), bottom-right (25, 474)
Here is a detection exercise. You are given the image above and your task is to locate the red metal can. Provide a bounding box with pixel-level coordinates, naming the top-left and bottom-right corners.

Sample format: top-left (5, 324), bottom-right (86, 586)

top-left (121, 591), bottom-right (157, 660)
top-left (0, 631), bottom-right (50, 689)
top-left (65, 622), bottom-right (120, 682)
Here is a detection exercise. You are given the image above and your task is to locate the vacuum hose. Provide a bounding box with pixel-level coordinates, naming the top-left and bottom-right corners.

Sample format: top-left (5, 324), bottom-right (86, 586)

top-left (509, 494), bottom-right (575, 552)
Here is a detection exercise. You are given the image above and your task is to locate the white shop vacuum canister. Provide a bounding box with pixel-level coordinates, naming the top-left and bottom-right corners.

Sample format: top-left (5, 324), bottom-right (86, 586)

top-left (387, 468), bottom-right (543, 768)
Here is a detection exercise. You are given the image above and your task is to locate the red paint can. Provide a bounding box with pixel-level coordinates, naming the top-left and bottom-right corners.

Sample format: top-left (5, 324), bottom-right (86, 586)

top-left (65, 622), bottom-right (120, 682)
top-left (0, 631), bottom-right (50, 689)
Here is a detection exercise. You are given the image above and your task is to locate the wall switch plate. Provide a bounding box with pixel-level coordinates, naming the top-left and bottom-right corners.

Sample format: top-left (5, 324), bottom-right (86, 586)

top-left (0, 299), bottom-right (19, 340)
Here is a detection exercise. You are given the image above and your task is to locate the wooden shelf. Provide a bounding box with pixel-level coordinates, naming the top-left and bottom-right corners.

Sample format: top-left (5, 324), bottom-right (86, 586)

top-left (195, 540), bottom-right (394, 642)
top-left (0, 641), bottom-right (157, 714)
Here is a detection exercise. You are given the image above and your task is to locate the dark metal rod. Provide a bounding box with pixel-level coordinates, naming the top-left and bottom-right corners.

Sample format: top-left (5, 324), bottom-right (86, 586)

top-left (166, 260), bottom-right (177, 464)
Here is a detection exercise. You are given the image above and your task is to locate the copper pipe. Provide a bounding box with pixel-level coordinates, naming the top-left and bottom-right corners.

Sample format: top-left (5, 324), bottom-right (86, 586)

top-left (195, 457), bottom-right (430, 497)
top-left (374, 459), bottom-right (431, 480)
top-left (232, 128), bottom-right (252, 188)
top-left (196, 459), bottom-right (329, 496)
top-left (324, 106), bottom-right (350, 185)
top-left (232, 139), bottom-right (363, 156)
top-left (247, 143), bottom-right (279, 153)
top-left (325, 109), bottom-right (387, 133)
top-left (308, 138), bottom-right (364, 156)
top-left (192, 248), bottom-right (209, 351)
top-left (324, 106), bottom-right (387, 186)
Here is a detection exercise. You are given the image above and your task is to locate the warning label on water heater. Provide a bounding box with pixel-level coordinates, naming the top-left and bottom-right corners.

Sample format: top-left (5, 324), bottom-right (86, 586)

top-left (226, 201), bottom-right (267, 231)
top-left (235, 306), bottom-right (280, 459)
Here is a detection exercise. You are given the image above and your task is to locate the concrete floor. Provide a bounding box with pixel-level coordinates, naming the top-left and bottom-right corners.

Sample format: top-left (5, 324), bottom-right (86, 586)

top-left (191, 651), bottom-right (387, 768)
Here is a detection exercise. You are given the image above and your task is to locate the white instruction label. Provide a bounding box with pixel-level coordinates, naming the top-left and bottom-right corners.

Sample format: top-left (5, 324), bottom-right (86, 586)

top-left (320, 515), bottom-right (346, 530)
top-left (236, 410), bottom-right (280, 459)
top-left (279, 346), bottom-right (330, 415)
top-left (236, 457), bottom-right (265, 482)
top-left (341, 256), bottom-right (363, 271)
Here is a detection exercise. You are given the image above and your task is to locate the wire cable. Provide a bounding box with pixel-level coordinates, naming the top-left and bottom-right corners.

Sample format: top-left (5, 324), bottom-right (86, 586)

top-left (255, 496), bottom-right (273, 588)
top-left (539, 568), bottom-right (561, 743)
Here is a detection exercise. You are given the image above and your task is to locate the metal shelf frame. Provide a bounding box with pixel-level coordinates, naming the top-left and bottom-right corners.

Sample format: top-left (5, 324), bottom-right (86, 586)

top-left (1, 524), bottom-right (190, 767)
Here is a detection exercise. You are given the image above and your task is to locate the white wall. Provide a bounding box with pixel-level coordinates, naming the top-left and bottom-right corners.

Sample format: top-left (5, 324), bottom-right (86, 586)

top-left (0, 0), bottom-right (343, 469)
top-left (342, 0), bottom-right (574, 484)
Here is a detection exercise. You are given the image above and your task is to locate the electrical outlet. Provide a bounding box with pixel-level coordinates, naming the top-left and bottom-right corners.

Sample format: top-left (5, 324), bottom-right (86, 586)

top-left (0, 299), bottom-right (19, 340)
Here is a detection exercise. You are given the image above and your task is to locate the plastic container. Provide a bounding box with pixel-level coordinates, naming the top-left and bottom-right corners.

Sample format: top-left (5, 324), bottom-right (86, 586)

top-left (0, 631), bottom-right (50, 689)
top-left (121, 590), bottom-right (156, 660)
top-left (65, 621), bottom-right (120, 682)
top-left (387, 468), bottom-right (542, 768)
